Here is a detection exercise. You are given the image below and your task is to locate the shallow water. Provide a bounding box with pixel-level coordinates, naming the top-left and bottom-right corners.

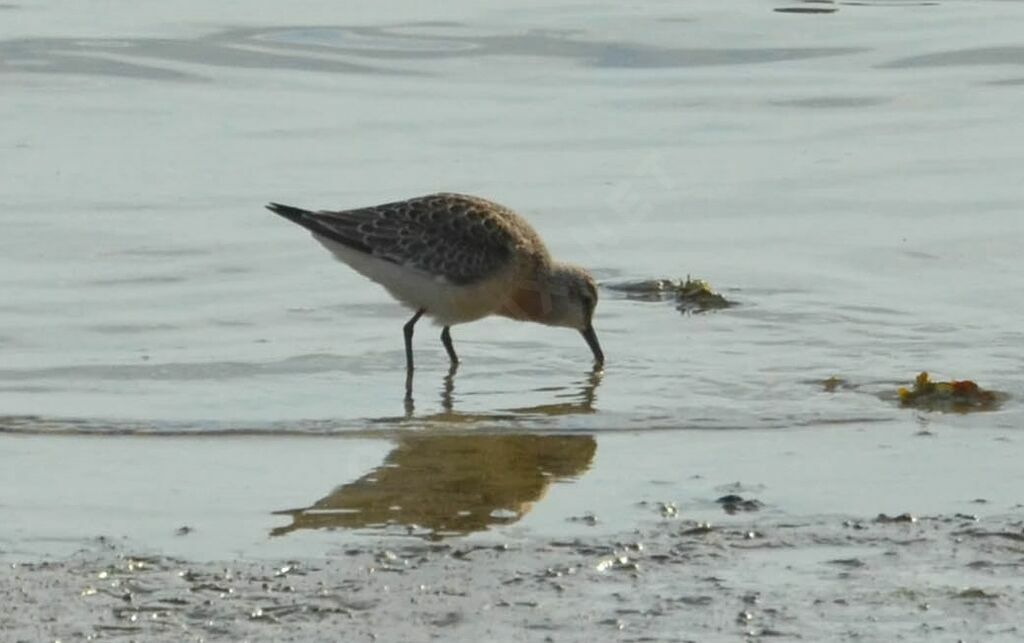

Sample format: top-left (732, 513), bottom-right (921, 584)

top-left (2, 0), bottom-right (1023, 553)
top-left (3, 0), bottom-right (1022, 432)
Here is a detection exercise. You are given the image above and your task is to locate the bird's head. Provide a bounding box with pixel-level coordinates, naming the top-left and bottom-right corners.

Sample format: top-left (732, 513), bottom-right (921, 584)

top-left (546, 263), bottom-right (604, 364)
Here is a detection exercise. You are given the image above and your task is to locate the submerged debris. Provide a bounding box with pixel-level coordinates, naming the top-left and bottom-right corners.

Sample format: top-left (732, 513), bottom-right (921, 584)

top-left (820, 376), bottom-right (853, 393)
top-left (567, 512), bottom-right (598, 526)
top-left (774, 5), bottom-right (838, 14)
top-left (896, 372), bottom-right (1004, 413)
top-left (955, 587), bottom-right (1000, 601)
top-left (658, 502), bottom-right (679, 518)
top-left (875, 512), bottom-right (917, 524)
top-left (716, 495), bottom-right (764, 514)
top-left (606, 276), bottom-right (735, 314)
top-left (679, 522), bottom-right (715, 536)
top-left (595, 555), bottom-right (639, 573)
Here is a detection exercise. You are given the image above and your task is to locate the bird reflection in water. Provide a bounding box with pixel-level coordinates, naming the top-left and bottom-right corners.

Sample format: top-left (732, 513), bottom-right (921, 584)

top-left (405, 362), bottom-right (603, 421)
top-left (271, 367), bottom-right (602, 539)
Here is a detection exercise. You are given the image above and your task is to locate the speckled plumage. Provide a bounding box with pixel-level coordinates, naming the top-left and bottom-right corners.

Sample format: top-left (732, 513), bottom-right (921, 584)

top-left (272, 193), bottom-right (549, 286)
top-left (267, 193), bottom-right (604, 373)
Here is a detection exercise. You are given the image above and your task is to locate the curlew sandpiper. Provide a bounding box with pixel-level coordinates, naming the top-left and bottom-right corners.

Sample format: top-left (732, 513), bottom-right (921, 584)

top-left (267, 193), bottom-right (604, 373)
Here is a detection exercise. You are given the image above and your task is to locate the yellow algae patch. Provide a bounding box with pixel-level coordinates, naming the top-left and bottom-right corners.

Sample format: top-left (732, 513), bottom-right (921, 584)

top-left (674, 277), bottom-right (732, 313)
top-left (897, 372), bottom-right (1004, 413)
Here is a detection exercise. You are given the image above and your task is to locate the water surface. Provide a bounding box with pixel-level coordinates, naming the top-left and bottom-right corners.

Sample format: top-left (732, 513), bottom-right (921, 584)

top-left (1, 0), bottom-right (1023, 553)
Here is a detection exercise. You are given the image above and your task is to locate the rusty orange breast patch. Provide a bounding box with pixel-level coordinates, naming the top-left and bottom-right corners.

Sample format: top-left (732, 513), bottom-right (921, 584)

top-left (497, 285), bottom-right (551, 322)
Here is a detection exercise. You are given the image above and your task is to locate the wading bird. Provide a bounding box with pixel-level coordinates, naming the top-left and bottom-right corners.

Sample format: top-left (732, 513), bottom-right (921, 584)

top-left (267, 193), bottom-right (604, 378)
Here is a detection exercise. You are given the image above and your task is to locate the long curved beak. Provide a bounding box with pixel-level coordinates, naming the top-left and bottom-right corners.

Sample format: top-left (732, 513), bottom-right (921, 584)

top-left (580, 325), bottom-right (604, 365)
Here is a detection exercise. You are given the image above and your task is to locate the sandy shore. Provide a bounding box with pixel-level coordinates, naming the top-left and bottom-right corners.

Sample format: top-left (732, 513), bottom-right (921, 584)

top-left (2, 428), bottom-right (1023, 641)
top-left (4, 509), bottom-right (1023, 642)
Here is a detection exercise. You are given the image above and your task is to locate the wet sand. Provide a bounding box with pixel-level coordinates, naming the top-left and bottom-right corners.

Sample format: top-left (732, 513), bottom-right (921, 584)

top-left (5, 505), bottom-right (1023, 641)
top-left (4, 426), bottom-right (1024, 640)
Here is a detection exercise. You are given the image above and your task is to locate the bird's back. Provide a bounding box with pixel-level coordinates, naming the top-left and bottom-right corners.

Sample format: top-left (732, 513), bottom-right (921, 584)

top-left (270, 193), bottom-right (550, 286)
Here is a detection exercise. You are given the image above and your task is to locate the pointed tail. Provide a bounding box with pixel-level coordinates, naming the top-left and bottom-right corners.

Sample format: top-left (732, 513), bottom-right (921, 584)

top-left (266, 202), bottom-right (373, 255)
top-left (266, 202), bottom-right (314, 227)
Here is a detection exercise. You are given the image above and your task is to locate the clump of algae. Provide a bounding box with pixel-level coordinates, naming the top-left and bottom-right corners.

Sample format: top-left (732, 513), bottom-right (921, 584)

top-left (897, 372), bottom-right (1004, 413)
top-left (673, 277), bottom-right (732, 313)
top-left (608, 276), bottom-right (734, 314)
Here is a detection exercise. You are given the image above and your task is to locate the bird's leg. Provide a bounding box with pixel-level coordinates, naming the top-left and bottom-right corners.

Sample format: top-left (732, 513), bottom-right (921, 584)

top-left (440, 326), bottom-right (459, 364)
top-left (404, 309), bottom-right (425, 372)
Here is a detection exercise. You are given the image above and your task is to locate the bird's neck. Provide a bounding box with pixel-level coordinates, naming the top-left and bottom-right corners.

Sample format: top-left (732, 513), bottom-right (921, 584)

top-left (496, 263), bottom-right (567, 324)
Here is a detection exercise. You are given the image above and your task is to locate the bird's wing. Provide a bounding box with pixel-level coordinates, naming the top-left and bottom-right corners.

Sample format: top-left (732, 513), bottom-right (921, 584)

top-left (282, 194), bottom-right (523, 285)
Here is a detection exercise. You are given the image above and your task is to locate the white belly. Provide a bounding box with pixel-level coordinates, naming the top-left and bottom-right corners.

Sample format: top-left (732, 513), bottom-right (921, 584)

top-left (313, 234), bottom-right (510, 326)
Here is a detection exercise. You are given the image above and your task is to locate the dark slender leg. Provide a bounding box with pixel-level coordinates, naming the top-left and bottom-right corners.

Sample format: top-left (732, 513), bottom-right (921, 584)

top-left (440, 326), bottom-right (459, 364)
top-left (404, 309), bottom-right (425, 372)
